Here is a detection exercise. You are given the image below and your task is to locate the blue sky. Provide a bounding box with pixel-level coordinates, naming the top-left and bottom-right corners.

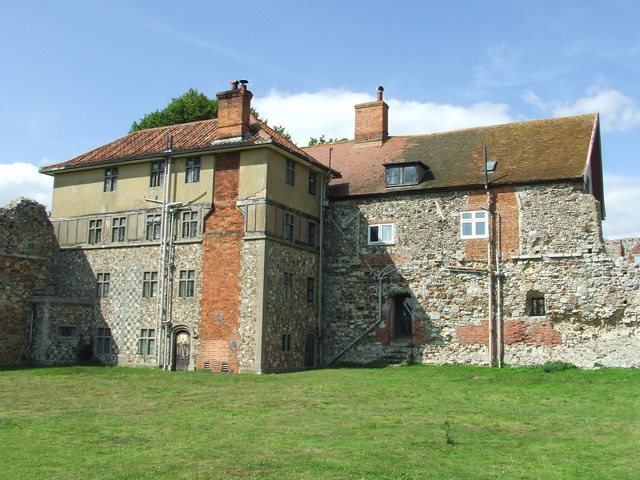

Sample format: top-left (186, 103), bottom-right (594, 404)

top-left (1, 0), bottom-right (639, 238)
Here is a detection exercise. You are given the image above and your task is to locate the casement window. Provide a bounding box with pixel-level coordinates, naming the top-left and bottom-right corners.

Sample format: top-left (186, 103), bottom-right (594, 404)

top-left (307, 277), bottom-right (315, 303)
top-left (150, 161), bottom-right (165, 187)
top-left (460, 211), bottom-right (488, 239)
top-left (281, 334), bottom-right (292, 352)
top-left (88, 219), bottom-right (103, 244)
top-left (283, 272), bottom-right (293, 300)
top-left (285, 159), bottom-right (295, 186)
top-left (96, 273), bottom-right (110, 298)
top-left (146, 214), bottom-right (161, 241)
top-left (181, 211), bottom-right (198, 238)
top-left (96, 327), bottom-right (112, 354)
top-left (307, 221), bottom-right (317, 248)
top-left (178, 270), bottom-right (195, 297)
top-left (104, 167), bottom-right (118, 192)
top-left (138, 329), bottom-right (156, 356)
top-left (384, 162), bottom-right (429, 187)
top-left (284, 213), bottom-right (295, 241)
top-left (142, 271), bottom-right (158, 298)
top-left (308, 171), bottom-right (317, 195)
top-left (58, 326), bottom-right (77, 338)
top-left (185, 157), bottom-right (201, 183)
top-left (368, 223), bottom-right (394, 245)
top-left (111, 217), bottom-right (126, 242)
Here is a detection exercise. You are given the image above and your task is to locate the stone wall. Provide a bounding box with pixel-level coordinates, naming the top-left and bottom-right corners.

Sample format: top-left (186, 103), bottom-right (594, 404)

top-left (322, 184), bottom-right (640, 368)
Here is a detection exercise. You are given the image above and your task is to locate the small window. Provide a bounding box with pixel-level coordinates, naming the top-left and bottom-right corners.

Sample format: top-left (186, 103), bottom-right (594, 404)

top-left (146, 214), bottom-right (161, 241)
top-left (104, 167), bottom-right (118, 192)
top-left (142, 271), bottom-right (158, 298)
top-left (88, 219), bottom-right (102, 244)
top-left (281, 334), bottom-right (292, 352)
top-left (150, 161), bottom-right (165, 187)
top-left (178, 270), bottom-right (195, 297)
top-left (138, 328), bottom-right (156, 355)
top-left (308, 171), bottom-right (317, 195)
top-left (307, 277), bottom-right (315, 303)
top-left (97, 273), bottom-right (110, 298)
top-left (111, 217), bottom-right (126, 242)
top-left (529, 296), bottom-right (546, 316)
top-left (460, 211), bottom-right (488, 239)
top-left (181, 211), bottom-right (198, 238)
top-left (308, 222), bottom-right (317, 248)
top-left (368, 223), bottom-right (394, 245)
top-left (283, 272), bottom-right (293, 300)
top-left (96, 327), bottom-right (112, 354)
top-left (385, 164), bottom-right (420, 186)
top-left (284, 213), bottom-right (295, 241)
top-left (58, 326), bottom-right (77, 338)
top-left (185, 157), bottom-right (201, 183)
top-left (633, 254), bottom-right (640, 265)
top-left (285, 159), bottom-right (295, 186)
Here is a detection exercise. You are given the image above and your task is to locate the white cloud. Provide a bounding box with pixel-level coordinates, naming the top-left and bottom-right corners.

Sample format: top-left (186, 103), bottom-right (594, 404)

top-left (602, 175), bottom-right (640, 239)
top-left (524, 87), bottom-right (640, 132)
top-left (253, 89), bottom-right (515, 145)
top-left (0, 162), bottom-right (53, 210)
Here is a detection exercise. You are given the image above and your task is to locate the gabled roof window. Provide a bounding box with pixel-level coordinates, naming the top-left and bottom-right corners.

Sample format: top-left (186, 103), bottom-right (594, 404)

top-left (384, 162), bottom-right (430, 187)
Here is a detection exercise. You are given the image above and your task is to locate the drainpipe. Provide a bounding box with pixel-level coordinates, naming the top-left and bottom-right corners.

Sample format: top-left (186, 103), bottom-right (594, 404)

top-left (317, 172), bottom-right (329, 366)
top-left (495, 212), bottom-right (503, 368)
top-left (158, 136), bottom-right (173, 369)
top-left (484, 146), bottom-right (496, 367)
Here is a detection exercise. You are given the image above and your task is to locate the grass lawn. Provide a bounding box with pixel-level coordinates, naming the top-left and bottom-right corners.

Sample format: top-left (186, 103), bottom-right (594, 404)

top-left (0, 364), bottom-right (638, 479)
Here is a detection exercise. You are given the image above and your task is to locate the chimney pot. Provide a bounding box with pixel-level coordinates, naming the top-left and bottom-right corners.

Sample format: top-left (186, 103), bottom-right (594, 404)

top-left (230, 80), bottom-right (239, 90)
top-left (377, 86), bottom-right (384, 101)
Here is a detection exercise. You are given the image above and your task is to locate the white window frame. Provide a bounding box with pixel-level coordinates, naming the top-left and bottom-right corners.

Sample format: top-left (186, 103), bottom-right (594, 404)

top-left (460, 211), bottom-right (488, 239)
top-left (368, 223), bottom-right (395, 245)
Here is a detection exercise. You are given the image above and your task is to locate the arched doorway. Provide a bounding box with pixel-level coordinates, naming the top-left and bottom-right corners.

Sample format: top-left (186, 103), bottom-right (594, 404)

top-left (304, 333), bottom-right (316, 367)
top-left (173, 330), bottom-right (191, 371)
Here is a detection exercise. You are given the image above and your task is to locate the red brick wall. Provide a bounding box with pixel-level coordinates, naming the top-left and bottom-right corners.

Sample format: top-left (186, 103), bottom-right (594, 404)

top-left (456, 319), bottom-right (561, 346)
top-left (216, 88), bottom-right (252, 139)
top-left (198, 152), bottom-right (244, 372)
top-left (355, 101), bottom-right (388, 143)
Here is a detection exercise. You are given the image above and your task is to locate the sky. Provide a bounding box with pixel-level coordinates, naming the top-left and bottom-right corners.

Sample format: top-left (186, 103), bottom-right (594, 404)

top-left (1, 0), bottom-right (639, 238)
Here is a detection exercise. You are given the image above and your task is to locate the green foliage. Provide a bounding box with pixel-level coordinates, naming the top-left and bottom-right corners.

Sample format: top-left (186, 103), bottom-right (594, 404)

top-left (308, 134), bottom-right (348, 146)
top-left (272, 125), bottom-right (292, 142)
top-left (130, 88), bottom-right (218, 132)
top-left (540, 361), bottom-right (578, 373)
top-left (1, 365), bottom-right (638, 479)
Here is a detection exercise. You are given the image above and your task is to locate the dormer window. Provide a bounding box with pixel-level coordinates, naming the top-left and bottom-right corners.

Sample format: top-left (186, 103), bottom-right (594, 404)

top-left (384, 162), bottom-right (428, 187)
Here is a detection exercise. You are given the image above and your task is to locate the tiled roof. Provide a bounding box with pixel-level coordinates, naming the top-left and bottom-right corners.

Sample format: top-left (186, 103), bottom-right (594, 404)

top-left (304, 113), bottom-right (599, 198)
top-left (41, 117), bottom-right (336, 175)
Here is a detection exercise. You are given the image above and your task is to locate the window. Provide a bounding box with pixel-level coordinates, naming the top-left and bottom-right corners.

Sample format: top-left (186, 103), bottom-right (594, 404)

top-left (308, 221), bottom-right (317, 247)
top-left (285, 159), bottom-right (295, 186)
top-left (142, 271), bottom-right (158, 298)
top-left (368, 223), bottom-right (394, 245)
top-left (308, 171), bottom-right (317, 195)
top-left (58, 326), bottom-right (77, 338)
top-left (529, 296), bottom-right (546, 316)
top-left (386, 164), bottom-right (419, 186)
top-left (283, 272), bottom-right (293, 300)
top-left (281, 334), bottom-right (292, 352)
top-left (307, 277), bottom-right (315, 303)
top-left (284, 213), bottom-right (295, 241)
top-left (104, 167), bottom-right (118, 192)
top-left (460, 211), bottom-right (488, 239)
top-left (96, 273), bottom-right (110, 298)
top-left (185, 157), bottom-right (201, 183)
top-left (111, 217), bottom-right (126, 242)
top-left (633, 254), bottom-right (640, 265)
top-left (150, 161), bottom-right (165, 187)
top-left (393, 294), bottom-right (413, 338)
top-left (138, 329), bottom-right (156, 355)
top-left (178, 270), bottom-right (195, 297)
top-left (146, 214), bottom-right (161, 241)
top-left (181, 211), bottom-right (198, 238)
top-left (96, 327), bottom-right (112, 354)
top-left (88, 219), bottom-right (102, 244)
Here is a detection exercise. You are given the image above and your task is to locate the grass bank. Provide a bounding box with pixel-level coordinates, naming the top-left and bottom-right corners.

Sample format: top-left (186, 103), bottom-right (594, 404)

top-left (0, 365), bottom-right (638, 479)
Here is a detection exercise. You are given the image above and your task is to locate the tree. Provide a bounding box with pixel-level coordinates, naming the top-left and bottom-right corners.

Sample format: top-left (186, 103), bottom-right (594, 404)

top-left (130, 89), bottom-right (218, 132)
top-left (308, 135), bottom-right (348, 146)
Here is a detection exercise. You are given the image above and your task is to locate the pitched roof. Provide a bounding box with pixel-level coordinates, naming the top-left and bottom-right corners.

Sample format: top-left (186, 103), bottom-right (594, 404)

top-left (41, 117), bottom-right (338, 176)
top-left (303, 113), bottom-right (599, 198)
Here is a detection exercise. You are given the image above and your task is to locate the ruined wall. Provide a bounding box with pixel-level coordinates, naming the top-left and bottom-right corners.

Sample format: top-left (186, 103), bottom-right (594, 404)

top-left (322, 184), bottom-right (640, 368)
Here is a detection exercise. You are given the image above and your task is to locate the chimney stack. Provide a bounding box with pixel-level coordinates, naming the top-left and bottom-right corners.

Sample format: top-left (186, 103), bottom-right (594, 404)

top-left (354, 86), bottom-right (389, 144)
top-left (216, 80), bottom-right (253, 140)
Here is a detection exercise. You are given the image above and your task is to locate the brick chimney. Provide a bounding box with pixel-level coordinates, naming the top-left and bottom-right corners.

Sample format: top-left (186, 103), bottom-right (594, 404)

top-left (215, 80), bottom-right (253, 140)
top-left (354, 86), bottom-right (389, 144)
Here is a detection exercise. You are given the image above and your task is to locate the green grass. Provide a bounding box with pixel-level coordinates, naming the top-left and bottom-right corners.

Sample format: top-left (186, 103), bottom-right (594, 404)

top-left (0, 365), bottom-right (638, 479)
